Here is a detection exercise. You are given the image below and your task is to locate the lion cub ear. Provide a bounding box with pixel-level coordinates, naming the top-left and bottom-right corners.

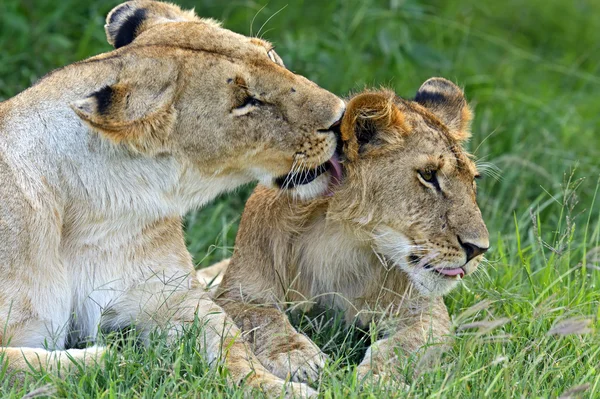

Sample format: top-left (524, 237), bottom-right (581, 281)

top-left (340, 91), bottom-right (408, 161)
top-left (71, 59), bottom-right (178, 154)
top-left (415, 77), bottom-right (472, 141)
top-left (105, 1), bottom-right (204, 48)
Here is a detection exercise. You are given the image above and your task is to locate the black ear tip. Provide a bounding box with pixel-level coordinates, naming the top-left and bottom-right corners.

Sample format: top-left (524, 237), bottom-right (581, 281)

top-left (420, 77), bottom-right (460, 90)
top-left (108, 2), bottom-right (131, 25)
top-left (416, 78), bottom-right (463, 98)
top-left (415, 78), bottom-right (466, 108)
top-left (106, 3), bottom-right (148, 49)
top-left (414, 89), bottom-right (446, 105)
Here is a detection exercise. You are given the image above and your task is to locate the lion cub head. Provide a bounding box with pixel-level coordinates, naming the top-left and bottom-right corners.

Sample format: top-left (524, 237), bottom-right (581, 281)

top-left (72, 1), bottom-right (344, 198)
top-left (330, 78), bottom-right (489, 296)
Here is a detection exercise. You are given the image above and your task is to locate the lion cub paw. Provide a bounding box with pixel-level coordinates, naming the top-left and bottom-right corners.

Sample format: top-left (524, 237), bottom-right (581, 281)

top-left (261, 335), bottom-right (328, 383)
top-left (283, 381), bottom-right (318, 398)
top-left (258, 378), bottom-right (318, 399)
top-left (356, 365), bottom-right (410, 391)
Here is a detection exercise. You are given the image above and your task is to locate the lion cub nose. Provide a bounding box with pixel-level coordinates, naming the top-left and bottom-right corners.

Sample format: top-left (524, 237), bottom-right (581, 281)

top-left (459, 237), bottom-right (489, 263)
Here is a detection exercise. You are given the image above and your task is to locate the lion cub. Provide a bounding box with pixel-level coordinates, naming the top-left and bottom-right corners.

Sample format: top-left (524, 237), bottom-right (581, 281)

top-left (213, 78), bottom-right (489, 383)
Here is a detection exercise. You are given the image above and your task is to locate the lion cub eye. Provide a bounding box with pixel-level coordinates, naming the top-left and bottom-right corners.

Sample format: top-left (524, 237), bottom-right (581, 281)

top-left (418, 169), bottom-right (436, 182)
top-left (417, 169), bottom-right (440, 190)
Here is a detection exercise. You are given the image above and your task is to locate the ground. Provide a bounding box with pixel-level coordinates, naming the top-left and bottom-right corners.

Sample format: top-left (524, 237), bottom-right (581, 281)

top-left (1, 0), bottom-right (599, 397)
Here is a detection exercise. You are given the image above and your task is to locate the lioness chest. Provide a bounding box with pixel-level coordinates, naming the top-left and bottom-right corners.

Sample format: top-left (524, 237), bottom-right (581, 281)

top-left (60, 218), bottom-right (171, 342)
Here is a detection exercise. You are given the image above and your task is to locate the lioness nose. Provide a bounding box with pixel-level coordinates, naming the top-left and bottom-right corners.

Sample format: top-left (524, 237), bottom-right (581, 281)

top-left (459, 237), bottom-right (489, 263)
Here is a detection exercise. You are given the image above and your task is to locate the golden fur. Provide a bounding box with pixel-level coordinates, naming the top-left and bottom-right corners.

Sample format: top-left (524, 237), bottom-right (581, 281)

top-left (211, 79), bottom-right (489, 384)
top-left (0, 1), bottom-right (345, 397)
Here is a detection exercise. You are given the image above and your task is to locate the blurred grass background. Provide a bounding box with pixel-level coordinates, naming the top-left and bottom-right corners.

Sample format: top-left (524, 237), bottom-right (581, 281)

top-left (1, 0), bottom-right (599, 397)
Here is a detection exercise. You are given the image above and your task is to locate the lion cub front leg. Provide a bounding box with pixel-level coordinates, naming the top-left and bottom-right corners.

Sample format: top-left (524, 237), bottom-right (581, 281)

top-left (220, 301), bottom-right (328, 384)
top-left (357, 297), bottom-right (451, 384)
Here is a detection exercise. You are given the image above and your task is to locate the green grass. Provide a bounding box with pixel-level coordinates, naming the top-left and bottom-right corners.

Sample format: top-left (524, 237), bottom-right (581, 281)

top-left (1, 0), bottom-right (599, 397)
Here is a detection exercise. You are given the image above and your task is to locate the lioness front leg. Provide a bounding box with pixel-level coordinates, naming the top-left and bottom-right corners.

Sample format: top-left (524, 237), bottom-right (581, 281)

top-left (102, 222), bottom-right (314, 398)
top-left (107, 277), bottom-right (315, 397)
top-left (219, 301), bottom-right (328, 384)
top-left (357, 297), bottom-right (451, 384)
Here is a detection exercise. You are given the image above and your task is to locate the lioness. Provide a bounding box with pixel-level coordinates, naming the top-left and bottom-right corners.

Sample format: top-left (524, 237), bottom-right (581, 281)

top-left (0, 1), bottom-right (344, 396)
top-left (212, 79), bottom-right (489, 383)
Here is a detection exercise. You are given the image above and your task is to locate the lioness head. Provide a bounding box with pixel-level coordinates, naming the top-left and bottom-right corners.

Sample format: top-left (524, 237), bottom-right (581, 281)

top-left (330, 79), bottom-right (489, 296)
top-left (71, 1), bottom-right (344, 198)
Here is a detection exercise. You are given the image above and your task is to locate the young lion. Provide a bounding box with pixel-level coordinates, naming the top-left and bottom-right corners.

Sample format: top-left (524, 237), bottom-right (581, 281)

top-left (0, 1), bottom-right (344, 396)
top-left (213, 79), bottom-right (489, 384)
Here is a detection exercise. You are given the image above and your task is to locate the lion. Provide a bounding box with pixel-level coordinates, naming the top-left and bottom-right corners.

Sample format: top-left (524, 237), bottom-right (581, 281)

top-left (211, 78), bottom-right (489, 385)
top-left (0, 1), bottom-right (345, 397)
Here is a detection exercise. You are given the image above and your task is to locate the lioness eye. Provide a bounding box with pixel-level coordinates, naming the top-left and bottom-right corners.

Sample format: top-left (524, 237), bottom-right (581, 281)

top-left (236, 95), bottom-right (263, 109)
top-left (231, 95), bottom-right (265, 116)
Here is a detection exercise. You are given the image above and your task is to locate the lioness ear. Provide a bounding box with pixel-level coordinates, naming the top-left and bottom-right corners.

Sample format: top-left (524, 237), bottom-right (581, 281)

top-left (415, 77), bottom-right (472, 141)
top-left (106, 1), bottom-right (204, 48)
top-left (71, 59), bottom-right (178, 154)
top-left (340, 91), bottom-right (408, 161)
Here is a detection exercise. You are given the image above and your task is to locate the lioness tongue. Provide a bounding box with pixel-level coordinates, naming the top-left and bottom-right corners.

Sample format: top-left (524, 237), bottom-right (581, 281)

top-left (328, 155), bottom-right (343, 185)
top-left (435, 267), bottom-right (465, 278)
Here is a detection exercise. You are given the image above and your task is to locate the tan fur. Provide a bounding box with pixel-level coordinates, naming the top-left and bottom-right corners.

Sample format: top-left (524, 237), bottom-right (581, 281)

top-left (0, 1), bottom-right (345, 397)
top-left (213, 80), bottom-right (489, 384)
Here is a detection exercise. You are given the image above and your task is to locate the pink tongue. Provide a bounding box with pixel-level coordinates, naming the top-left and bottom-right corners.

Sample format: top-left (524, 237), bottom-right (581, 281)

top-left (435, 267), bottom-right (465, 277)
top-left (328, 155), bottom-right (343, 185)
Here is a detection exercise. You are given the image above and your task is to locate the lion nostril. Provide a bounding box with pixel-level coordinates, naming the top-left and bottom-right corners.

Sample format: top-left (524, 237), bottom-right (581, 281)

top-left (458, 236), bottom-right (488, 263)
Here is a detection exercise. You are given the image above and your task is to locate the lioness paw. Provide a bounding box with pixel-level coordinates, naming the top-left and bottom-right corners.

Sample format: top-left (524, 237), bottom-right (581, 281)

top-left (43, 345), bottom-right (107, 372)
